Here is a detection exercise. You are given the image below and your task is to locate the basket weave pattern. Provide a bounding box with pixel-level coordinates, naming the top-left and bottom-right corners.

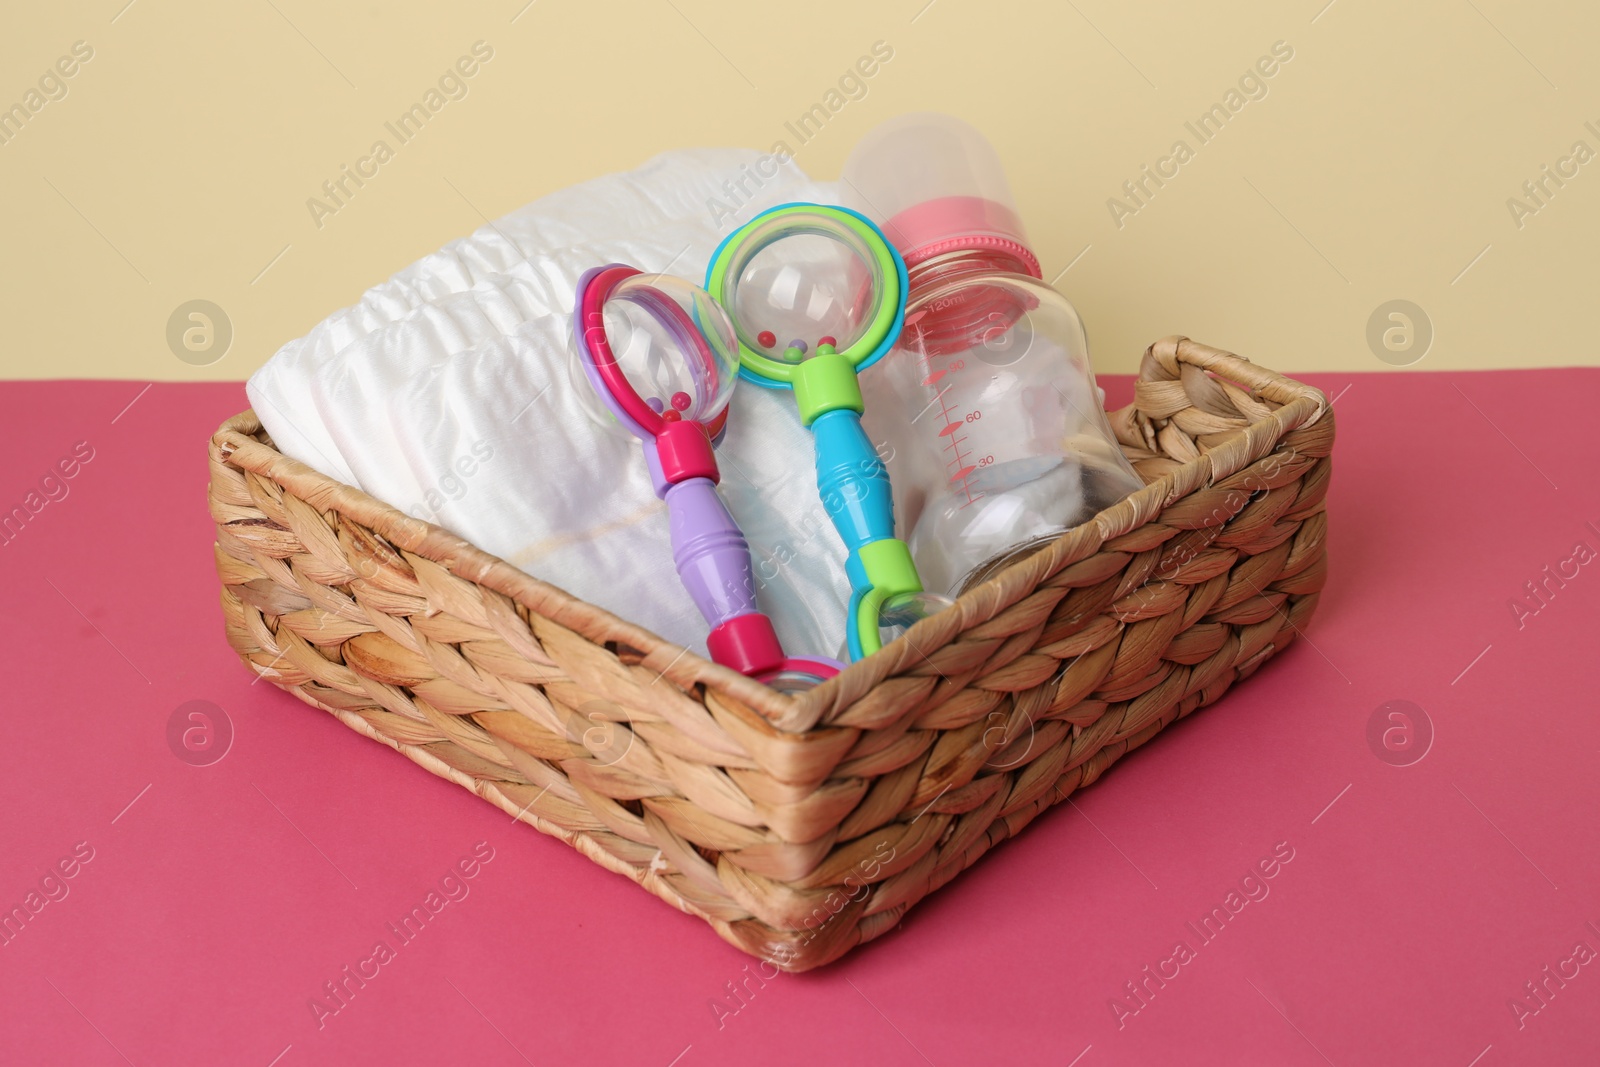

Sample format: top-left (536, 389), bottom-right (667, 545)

top-left (209, 336), bottom-right (1332, 971)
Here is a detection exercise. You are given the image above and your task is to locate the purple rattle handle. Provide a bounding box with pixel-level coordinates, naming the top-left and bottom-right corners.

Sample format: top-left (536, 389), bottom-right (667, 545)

top-left (665, 477), bottom-right (759, 628)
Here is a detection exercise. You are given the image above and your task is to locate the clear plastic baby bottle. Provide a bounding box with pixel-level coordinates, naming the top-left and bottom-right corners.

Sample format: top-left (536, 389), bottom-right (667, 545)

top-left (843, 113), bottom-right (1144, 598)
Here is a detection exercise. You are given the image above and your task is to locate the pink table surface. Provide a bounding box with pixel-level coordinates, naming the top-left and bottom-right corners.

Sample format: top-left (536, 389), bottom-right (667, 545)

top-left (2, 369), bottom-right (1598, 1067)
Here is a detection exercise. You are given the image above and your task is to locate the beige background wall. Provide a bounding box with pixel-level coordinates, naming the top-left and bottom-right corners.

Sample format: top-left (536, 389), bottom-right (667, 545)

top-left (1, 0), bottom-right (1595, 381)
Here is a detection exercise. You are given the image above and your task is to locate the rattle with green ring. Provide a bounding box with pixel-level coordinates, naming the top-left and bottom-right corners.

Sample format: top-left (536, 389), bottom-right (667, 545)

top-left (705, 202), bottom-right (931, 660)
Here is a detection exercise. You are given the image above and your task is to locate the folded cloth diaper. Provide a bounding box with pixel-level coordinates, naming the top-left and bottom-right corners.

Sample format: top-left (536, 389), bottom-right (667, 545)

top-left (247, 150), bottom-right (853, 662)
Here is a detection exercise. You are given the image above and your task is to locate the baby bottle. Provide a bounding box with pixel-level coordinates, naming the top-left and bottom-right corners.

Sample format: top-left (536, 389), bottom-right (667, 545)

top-left (842, 113), bottom-right (1144, 598)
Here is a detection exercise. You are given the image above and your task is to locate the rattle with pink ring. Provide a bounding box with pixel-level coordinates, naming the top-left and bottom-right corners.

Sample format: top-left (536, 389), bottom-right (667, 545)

top-left (570, 264), bottom-right (840, 689)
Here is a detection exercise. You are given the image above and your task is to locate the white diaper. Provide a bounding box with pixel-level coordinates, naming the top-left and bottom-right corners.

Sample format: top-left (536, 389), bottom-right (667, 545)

top-left (248, 150), bottom-right (853, 661)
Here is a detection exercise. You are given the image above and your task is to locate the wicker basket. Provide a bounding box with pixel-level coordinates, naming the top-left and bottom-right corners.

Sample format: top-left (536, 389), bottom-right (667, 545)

top-left (209, 335), bottom-right (1332, 972)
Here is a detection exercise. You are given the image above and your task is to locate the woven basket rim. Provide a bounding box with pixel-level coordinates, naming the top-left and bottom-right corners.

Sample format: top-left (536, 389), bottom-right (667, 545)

top-left (213, 335), bottom-right (1326, 734)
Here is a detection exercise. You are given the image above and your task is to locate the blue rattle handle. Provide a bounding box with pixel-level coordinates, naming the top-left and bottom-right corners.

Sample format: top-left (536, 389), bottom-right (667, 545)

top-left (813, 409), bottom-right (896, 553)
top-left (812, 408), bottom-right (897, 658)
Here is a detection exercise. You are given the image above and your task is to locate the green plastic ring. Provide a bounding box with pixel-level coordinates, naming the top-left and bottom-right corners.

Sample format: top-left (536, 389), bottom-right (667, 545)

top-left (705, 204), bottom-right (902, 386)
top-left (856, 588), bottom-right (887, 658)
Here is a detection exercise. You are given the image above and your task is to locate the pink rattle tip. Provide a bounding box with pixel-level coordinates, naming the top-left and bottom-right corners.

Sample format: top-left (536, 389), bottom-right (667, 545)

top-left (670, 391), bottom-right (691, 411)
top-left (757, 331), bottom-right (776, 348)
top-left (707, 613), bottom-right (785, 677)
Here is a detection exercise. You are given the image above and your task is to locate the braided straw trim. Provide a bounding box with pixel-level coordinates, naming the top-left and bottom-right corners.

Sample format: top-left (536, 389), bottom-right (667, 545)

top-left (209, 335), bottom-right (1332, 971)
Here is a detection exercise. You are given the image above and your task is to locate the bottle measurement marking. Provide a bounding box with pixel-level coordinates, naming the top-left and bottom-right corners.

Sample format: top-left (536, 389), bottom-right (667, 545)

top-left (919, 349), bottom-right (985, 510)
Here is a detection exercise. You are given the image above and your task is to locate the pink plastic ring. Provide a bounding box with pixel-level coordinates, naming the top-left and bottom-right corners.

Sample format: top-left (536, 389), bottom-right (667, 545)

top-left (775, 656), bottom-right (843, 680)
top-left (577, 267), bottom-right (731, 441)
top-left (579, 266), bottom-right (661, 435)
